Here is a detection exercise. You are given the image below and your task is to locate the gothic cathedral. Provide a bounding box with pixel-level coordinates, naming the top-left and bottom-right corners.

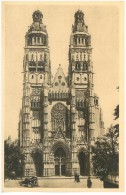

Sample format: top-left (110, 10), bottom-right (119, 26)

top-left (18, 10), bottom-right (104, 177)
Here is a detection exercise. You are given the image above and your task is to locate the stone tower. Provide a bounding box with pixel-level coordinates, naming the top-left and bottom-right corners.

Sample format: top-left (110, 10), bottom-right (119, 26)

top-left (68, 10), bottom-right (96, 175)
top-left (19, 10), bottom-right (51, 176)
top-left (19, 10), bottom-right (104, 177)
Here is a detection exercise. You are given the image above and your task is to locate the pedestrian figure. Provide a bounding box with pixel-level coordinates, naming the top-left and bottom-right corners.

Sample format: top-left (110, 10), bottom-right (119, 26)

top-left (74, 172), bottom-right (77, 182)
top-left (76, 173), bottom-right (80, 182)
top-left (87, 176), bottom-right (92, 188)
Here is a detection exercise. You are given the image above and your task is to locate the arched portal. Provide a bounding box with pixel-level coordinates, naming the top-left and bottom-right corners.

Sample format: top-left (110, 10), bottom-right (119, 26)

top-left (32, 152), bottom-right (43, 176)
top-left (78, 152), bottom-right (87, 176)
top-left (54, 147), bottom-right (66, 176)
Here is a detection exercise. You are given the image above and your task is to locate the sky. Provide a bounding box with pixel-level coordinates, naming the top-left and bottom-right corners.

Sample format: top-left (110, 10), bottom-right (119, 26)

top-left (3, 3), bottom-right (120, 140)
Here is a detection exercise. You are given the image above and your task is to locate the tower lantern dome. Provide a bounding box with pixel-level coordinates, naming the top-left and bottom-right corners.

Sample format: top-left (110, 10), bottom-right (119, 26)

top-left (32, 10), bottom-right (43, 23)
top-left (72, 10), bottom-right (89, 34)
top-left (25, 10), bottom-right (48, 47)
top-left (27, 10), bottom-right (47, 34)
top-left (75, 10), bottom-right (84, 23)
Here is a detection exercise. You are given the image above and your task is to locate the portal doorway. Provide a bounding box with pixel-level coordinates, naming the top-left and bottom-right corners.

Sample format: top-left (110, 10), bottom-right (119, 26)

top-left (54, 147), bottom-right (66, 176)
top-left (78, 152), bottom-right (87, 176)
top-left (32, 152), bottom-right (43, 176)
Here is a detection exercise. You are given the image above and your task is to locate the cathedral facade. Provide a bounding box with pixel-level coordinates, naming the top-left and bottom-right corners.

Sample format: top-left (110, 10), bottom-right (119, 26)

top-left (18, 10), bottom-right (104, 177)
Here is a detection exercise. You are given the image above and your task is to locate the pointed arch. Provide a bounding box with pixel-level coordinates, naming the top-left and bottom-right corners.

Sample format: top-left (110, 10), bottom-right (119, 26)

top-left (50, 140), bottom-right (70, 158)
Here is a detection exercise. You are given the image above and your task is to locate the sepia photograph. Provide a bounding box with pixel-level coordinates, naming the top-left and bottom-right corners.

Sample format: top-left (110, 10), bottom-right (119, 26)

top-left (2, 1), bottom-right (124, 192)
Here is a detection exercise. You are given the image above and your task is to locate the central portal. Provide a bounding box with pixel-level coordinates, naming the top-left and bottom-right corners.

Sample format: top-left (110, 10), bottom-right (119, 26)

top-left (54, 147), bottom-right (66, 176)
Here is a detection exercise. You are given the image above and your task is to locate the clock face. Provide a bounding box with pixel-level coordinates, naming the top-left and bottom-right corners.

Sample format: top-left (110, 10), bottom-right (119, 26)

top-left (33, 11), bottom-right (43, 22)
top-left (33, 12), bottom-right (41, 22)
top-left (35, 13), bottom-right (39, 19)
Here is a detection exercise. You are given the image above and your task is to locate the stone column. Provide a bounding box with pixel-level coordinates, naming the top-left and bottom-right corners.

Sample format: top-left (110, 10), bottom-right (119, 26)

top-left (70, 83), bottom-right (79, 175)
top-left (87, 50), bottom-right (95, 176)
top-left (43, 84), bottom-right (50, 176)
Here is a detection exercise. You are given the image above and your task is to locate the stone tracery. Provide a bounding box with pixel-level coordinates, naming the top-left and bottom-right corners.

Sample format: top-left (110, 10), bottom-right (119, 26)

top-left (51, 103), bottom-right (67, 132)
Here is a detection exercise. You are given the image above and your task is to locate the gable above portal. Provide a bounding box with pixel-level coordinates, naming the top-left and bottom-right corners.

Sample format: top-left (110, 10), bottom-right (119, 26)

top-left (52, 65), bottom-right (68, 91)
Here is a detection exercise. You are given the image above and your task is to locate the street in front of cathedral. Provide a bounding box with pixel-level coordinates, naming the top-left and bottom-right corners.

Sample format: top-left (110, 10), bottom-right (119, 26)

top-left (4, 177), bottom-right (103, 188)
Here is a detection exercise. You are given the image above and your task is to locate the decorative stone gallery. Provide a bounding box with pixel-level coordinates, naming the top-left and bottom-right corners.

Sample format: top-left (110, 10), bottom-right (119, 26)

top-left (18, 10), bottom-right (105, 177)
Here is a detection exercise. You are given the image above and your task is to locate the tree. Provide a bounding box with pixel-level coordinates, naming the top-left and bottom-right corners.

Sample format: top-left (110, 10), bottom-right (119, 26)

top-left (92, 126), bottom-right (119, 179)
top-left (113, 104), bottom-right (119, 136)
top-left (113, 86), bottom-right (119, 136)
top-left (92, 87), bottom-right (119, 179)
top-left (4, 137), bottom-right (25, 179)
top-left (114, 104), bottom-right (119, 120)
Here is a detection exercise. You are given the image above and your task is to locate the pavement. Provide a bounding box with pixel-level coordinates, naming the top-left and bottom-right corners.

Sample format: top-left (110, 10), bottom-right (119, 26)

top-left (4, 176), bottom-right (103, 188)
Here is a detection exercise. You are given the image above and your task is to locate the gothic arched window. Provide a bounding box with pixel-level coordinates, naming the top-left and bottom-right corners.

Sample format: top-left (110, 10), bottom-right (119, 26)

top-left (80, 52), bottom-right (82, 61)
top-left (76, 63), bottom-right (79, 69)
top-left (40, 54), bottom-right (42, 61)
top-left (42, 37), bottom-right (45, 44)
top-left (31, 54), bottom-right (34, 61)
top-left (51, 103), bottom-right (67, 132)
top-left (84, 54), bottom-right (86, 61)
top-left (82, 37), bottom-right (84, 44)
